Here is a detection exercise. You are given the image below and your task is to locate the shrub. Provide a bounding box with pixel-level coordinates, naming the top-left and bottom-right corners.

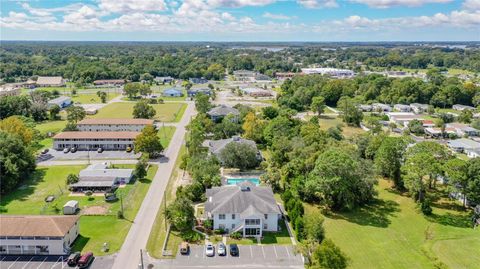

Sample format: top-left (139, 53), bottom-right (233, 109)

top-left (230, 231), bottom-right (242, 239)
top-left (204, 219), bottom-right (213, 230)
top-left (421, 199), bottom-right (433, 215)
top-left (117, 210), bottom-right (124, 219)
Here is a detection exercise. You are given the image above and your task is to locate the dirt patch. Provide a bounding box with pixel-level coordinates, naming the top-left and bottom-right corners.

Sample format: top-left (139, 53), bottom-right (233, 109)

top-left (82, 205), bottom-right (109, 215)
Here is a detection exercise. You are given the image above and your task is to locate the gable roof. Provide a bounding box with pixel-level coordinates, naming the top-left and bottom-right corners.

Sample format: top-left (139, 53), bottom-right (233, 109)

top-left (207, 105), bottom-right (240, 117)
top-left (36, 76), bottom-right (64, 85)
top-left (53, 131), bottom-right (139, 139)
top-left (0, 215), bottom-right (79, 237)
top-left (78, 118), bottom-right (154, 125)
top-left (205, 136), bottom-right (257, 155)
top-left (205, 181), bottom-right (280, 217)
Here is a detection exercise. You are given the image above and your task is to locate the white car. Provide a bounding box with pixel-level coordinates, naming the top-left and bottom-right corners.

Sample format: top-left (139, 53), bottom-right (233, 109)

top-left (217, 243), bottom-right (226, 256)
top-left (205, 243), bottom-right (215, 257)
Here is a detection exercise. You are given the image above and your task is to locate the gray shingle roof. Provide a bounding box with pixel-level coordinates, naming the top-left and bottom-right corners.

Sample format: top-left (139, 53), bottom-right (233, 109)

top-left (207, 105), bottom-right (240, 117)
top-left (205, 136), bottom-right (257, 155)
top-left (205, 181), bottom-right (281, 217)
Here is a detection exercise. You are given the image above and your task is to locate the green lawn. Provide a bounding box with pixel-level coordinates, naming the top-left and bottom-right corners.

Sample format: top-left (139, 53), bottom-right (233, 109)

top-left (318, 115), bottom-right (365, 137)
top-left (35, 120), bottom-right (67, 134)
top-left (158, 126), bottom-right (176, 148)
top-left (91, 102), bottom-right (186, 122)
top-left (0, 164), bottom-right (158, 256)
top-left (305, 179), bottom-right (480, 269)
top-left (71, 93), bottom-right (119, 104)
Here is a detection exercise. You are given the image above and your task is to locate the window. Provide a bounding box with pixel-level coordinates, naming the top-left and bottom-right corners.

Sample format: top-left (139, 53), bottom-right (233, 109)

top-left (232, 214), bottom-right (236, 220)
top-left (219, 214), bottom-right (226, 220)
top-left (36, 245), bottom-right (49, 255)
top-left (264, 223), bottom-right (268, 230)
top-left (231, 224), bottom-right (235, 229)
top-left (219, 224), bottom-right (225, 230)
top-left (264, 214), bottom-right (268, 220)
top-left (245, 219), bottom-right (260, 225)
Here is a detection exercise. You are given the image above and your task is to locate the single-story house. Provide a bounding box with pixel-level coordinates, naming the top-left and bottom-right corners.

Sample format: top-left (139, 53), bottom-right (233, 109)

top-left (410, 103), bottom-right (429, 114)
top-left (204, 136), bottom-right (262, 163)
top-left (447, 138), bottom-right (480, 153)
top-left (77, 118), bottom-right (154, 132)
top-left (372, 103), bottom-right (392, 112)
top-left (36, 76), bottom-right (65, 87)
top-left (254, 74), bottom-right (272, 81)
top-left (233, 70), bottom-right (257, 81)
top-left (425, 127), bottom-right (456, 138)
top-left (47, 96), bottom-right (72, 109)
top-left (274, 72), bottom-right (296, 80)
top-left (241, 87), bottom-right (273, 97)
top-left (422, 120), bottom-right (435, 128)
top-left (189, 78), bottom-right (208, 84)
top-left (446, 123), bottom-right (479, 137)
top-left (154, 76), bottom-right (174, 84)
top-left (93, 79), bottom-right (125, 86)
top-left (205, 181), bottom-right (282, 237)
top-left (162, 88), bottom-right (183, 97)
top-left (187, 88), bottom-right (212, 97)
top-left (358, 104), bottom-right (373, 112)
top-left (394, 104), bottom-right (411, 112)
top-left (0, 86), bottom-right (21, 97)
top-left (0, 215), bottom-right (79, 255)
top-left (207, 105), bottom-right (240, 122)
top-left (466, 148), bottom-right (480, 158)
top-left (387, 112), bottom-right (424, 128)
top-left (53, 131), bottom-right (139, 151)
top-left (70, 162), bottom-right (134, 192)
top-left (63, 200), bottom-right (79, 215)
top-left (452, 104), bottom-right (476, 111)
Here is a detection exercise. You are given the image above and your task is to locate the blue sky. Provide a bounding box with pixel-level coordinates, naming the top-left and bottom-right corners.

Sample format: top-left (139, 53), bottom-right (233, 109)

top-left (1, 0), bottom-right (479, 41)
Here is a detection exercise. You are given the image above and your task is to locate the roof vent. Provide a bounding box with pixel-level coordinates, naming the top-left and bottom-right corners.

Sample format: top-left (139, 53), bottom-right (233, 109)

top-left (240, 186), bottom-right (250, 192)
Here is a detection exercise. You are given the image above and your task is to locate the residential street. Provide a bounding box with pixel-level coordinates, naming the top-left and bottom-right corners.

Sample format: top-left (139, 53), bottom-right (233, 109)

top-left (111, 101), bottom-right (196, 269)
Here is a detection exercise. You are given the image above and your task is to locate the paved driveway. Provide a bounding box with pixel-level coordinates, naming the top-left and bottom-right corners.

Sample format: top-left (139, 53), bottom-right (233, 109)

top-left (37, 150), bottom-right (140, 162)
top-left (149, 245), bottom-right (304, 269)
top-left (0, 254), bottom-right (115, 269)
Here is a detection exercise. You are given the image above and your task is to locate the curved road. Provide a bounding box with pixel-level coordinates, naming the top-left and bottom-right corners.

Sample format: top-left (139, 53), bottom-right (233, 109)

top-left (112, 102), bottom-right (196, 269)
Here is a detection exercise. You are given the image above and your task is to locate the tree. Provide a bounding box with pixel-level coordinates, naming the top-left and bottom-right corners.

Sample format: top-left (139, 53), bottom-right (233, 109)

top-left (0, 95), bottom-right (31, 119)
top-left (123, 82), bottom-right (144, 99)
top-left (466, 158), bottom-right (480, 205)
top-left (0, 116), bottom-right (34, 144)
top-left (49, 104), bottom-right (61, 120)
top-left (30, 103), bottom-right (48, 122)
top-left (66, 174), bottom-right (79, 185)
top-left (311, 96), bottom-right (326, 117)
top-left (308, 148), bottom-right (376, 211)
top-left (218, 142), bottom-right (260, 170)
top-left (134, 157), bottom-right (148, 179)
top-left (134, 125), bottom-right (164, 157)
top-left (213, 114), bottom-right (242, 139)
top-left (96, 91), bottom-right (107, 103)
top-left (165, 197), bottom-right (195, 232)
top-left (0, 131), bottom-right (36, 194)
top-left (133, 101), bottom-right (156, 119)
top-left (374, 137), bottom-right (408, 189)
top-left (408, 119), bottom-right (424, 135)
top-left (66, 106), bottom-right (86, 124)
top-left (242, 112), bottom-right (266, 143)
top-left (458, 109), bottom-right (473, 124)
top-left (311, 239), bottom-right (348, 269)
top-left (194, 93), bottom-right (211, 114)
top-left (444, 158), bottom-right (469, 207)
top-left (336, 97), bottom-right (363, 127)
top-left (262, 106), bottom-right (279, 119)
top-left (305, 212), bottom-right (325, 243)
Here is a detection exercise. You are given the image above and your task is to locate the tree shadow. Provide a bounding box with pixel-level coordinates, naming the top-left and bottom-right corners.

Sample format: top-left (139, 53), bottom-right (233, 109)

top-left (426, 212), bottom-right (472, 228)
top-left (0, 168), bottom-right (47, 213)
top-left (139, 178), bottom-right (152, 184)
top-left (325, 198), bottom-right (400, 228)
top-left (71, 235), bottom-right (90, 252)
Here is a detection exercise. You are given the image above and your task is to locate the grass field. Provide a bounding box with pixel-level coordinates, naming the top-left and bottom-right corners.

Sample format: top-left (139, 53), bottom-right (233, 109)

top-left (305, 179), bottom-right (480, 269)
top-left (318, 115), bottom-right (365, 137)
top-left (91, 102), bottom-right (186, 122)
top-left (158, 126), bottom-right (176, 148)
top-left (0, 164), bottom-right (158, 255)
top-left (71, 93), bottom-right (119, 104)
top-left (35, 120), bottom-right (67, 134)
top-left (146, 146), bottom-right (186, 258)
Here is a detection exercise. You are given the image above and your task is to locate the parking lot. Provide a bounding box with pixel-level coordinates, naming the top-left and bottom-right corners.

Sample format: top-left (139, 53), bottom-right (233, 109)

top-left (37, 149), bottom-right (140, 162)
top-left (0, 255), bottom-right (114, 269)
top-left (153, 244), bottom-right (304, 269)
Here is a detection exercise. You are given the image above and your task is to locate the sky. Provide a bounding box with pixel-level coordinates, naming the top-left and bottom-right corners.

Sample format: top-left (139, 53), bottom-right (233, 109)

top-left (0, 0), bottom-right (479, 41)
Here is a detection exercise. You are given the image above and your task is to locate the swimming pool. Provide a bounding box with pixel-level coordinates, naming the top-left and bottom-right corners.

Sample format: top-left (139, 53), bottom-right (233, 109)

top-left (226, 178), bottom-right (260, 185)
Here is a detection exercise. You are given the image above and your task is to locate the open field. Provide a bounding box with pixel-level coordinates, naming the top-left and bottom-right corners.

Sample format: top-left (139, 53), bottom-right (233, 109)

top-left (318, 115), bottom-right (365, 137)
top-left (71, 93), bottom-right (119, 104)
top-left (0, 164), bottom-right (158, 255)
top-left (91, 102), bottom-right (186, 122)
top-left (146, 146), bottom-right (186, 259)
top-left (158, 126), bottom-right (176, 148)
top-left (35, 120), bottom-right (67, 134)
top-left (305, 179), bottom-right (480, 269)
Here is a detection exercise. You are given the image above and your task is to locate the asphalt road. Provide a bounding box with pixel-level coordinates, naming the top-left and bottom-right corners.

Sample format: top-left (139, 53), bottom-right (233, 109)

top-left (111, 101), bottom-right (196, 269)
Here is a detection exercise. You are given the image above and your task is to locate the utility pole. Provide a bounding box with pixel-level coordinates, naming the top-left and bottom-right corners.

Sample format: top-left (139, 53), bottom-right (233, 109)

top-left (120, 193), bottom-right (124, 216)
top-left (139, 249), bottom-right (144, 269)
top-left (164, 190), bottom-right (167, 232)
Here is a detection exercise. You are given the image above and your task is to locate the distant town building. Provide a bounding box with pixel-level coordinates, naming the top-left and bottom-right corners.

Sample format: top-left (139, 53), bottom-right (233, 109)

top-left (452, 104), bottom-right (476, 111)
top-left (233, 70), bottom-right (257, 81)
top-left (394, 104), bottom-right (411, 112)
top-left (189, 77), bottom-right (208, 84)
top-left (372, 103), bottom-right (392, 112)
top-left (358, 104), bottom-right (373, 112)
top-left (77, 118), bottom-right (154, 132)
top-left (93, 79), bottom-right (125, 86)
top-left (241, 87), bottom-right (273, 97)
top-left (162, 88), bottom-right (183, 97)
top-left (53, 131), bottom-right (139, 151)
top-left (0, 215), bottom-right (79, 255)
top-left (447, 138), bottom-right (480, 153)
top-left (47, 96), bottom-right (72, 109)
top-left (36, 76), bottom-right (65, 87)
top-left (274, 72), bottom-right (296, 80)
top-left (207, 105), bottom-right (240, 122)
top-left (301, 68), bottom-right (355, 78)
top-left (446, 123), bottom-right (479, 137)
top-left (187, 88), bottom-right (212, 97)
top-left (410, 103), bottom-right (429, 114)
top-left (70, 162), bottom-right (134, 192)
top-left (0, 85), bottom-right (21, 97)
top-left (154, 76), bottom-right (174, 84)
top-left (387, 112), bottom-right (424, 128)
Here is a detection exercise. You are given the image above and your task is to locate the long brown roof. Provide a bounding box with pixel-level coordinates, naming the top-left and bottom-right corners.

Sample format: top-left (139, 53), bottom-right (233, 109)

top-left (53, 131), bottom-right (140, 139)
top-left (0, 215), bottom-right (79, 237)
top-left (78, 118), bottom-right (154, 125)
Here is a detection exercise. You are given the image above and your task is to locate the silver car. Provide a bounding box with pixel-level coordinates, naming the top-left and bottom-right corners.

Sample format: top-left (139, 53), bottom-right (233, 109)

top-left (205, 243), bottom-right (215, 257)
top-left (217, 243), bottom-right (226, 256)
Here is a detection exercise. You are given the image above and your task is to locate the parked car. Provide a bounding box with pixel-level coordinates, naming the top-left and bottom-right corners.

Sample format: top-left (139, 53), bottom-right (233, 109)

top-left (77, 252), bottom-right (94, 268)
top-left (104, 192), bottom-right (118, 202)
top-left (41, 148), bottom-right (49, 154)
top-left (67, 252), bottom-right (81, 267)
top-left (205, 242), bottom-right (215, 257)
top-left (70, 147), bottom-right (77, 153)
top-left (97, 147), bottom-right (103, 153)
top-left (180, 242), bottom-right (190, 255)
top-left (126, 146), bottom-right (132, 153)
top-left (229, 244), bottom-right (239, 256)
top-left (63, 148), bottom-right (70, 153)
top-left (217, 242), bottom-right (226, 256)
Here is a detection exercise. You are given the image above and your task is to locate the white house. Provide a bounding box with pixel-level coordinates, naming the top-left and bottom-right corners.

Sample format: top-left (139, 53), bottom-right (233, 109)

top-left (466, 148), bottom-right (480, 158)
top-left (0, 85), bottom-right (21, 97)
top-left (47, 96), bottom-right (72, 109)
top-left (372, 103), bottom-right (392, 112)
top-left (301, 68), bottom-right (355, 78)
top-left (77, 118), bottom-right (154, 132)
top-left (63, 200), bottom-right (79, 215)
top-left (0, 215), bottom-right (79, 255)
top-left (446, 123), bottom-right (479, 137)
top-left (70, 162), bottom-right (134, 192)
top-left (53, 131), bottom-right (138, 151)
top-left (36, 76), bottom-right (65, 87)
top-left (410, 103), bottom-right (429, 114)
top-left (387, 112), bottom-right (424, 128)
top-left (393, 104), bottom-right (411, 112)
top-left (452, 104), bottom-right (476, 111)
top-left (205, 181), bottom-right (282, 237)
top-left (447, 138), bottom-right (480, 153)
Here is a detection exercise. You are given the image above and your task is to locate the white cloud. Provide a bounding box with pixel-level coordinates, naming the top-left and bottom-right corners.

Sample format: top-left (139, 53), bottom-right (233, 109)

top-left (221, 12), bottom-right (236, 21)
top-left (463, 0), bottom-right (480, 11)
top-left (262, 12), bottom-right (292, 20)
top-left (99, 0), bottom-right (167, 13)
top-left (349, 0), bottom-right (452, 8)
top-left (297, 0), bottom-right (338, 8)
top-left (207, 0), bottom-right (276, 8)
